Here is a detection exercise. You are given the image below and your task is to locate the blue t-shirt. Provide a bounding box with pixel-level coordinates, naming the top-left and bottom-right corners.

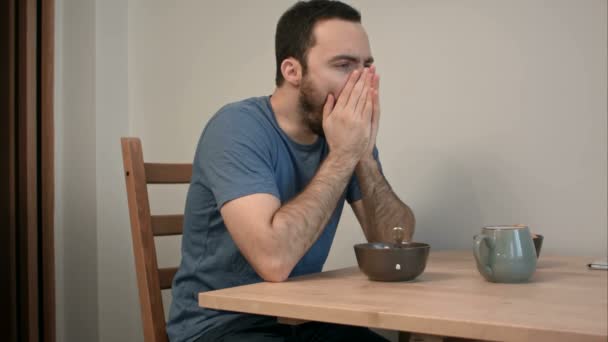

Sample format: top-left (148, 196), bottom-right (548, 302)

top-left (166, 96), bottom-right (378, 342)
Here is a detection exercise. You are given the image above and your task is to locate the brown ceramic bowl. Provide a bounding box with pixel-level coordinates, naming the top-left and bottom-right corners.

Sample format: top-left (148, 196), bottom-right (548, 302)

top-left (354, 242), bottom-right (430, 282)
top-left (533, 234), bottom-right (544, 258)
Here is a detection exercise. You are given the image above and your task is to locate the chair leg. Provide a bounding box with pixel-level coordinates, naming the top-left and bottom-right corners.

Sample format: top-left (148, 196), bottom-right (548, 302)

top-left (277, 317), bottom-right (308, 325)
top-left (408, 334), bottom-right (444, 342)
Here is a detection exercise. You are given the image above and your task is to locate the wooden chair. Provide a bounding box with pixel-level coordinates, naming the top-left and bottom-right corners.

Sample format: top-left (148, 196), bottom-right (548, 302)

top-left (121, 137), bottom-right (192, 342)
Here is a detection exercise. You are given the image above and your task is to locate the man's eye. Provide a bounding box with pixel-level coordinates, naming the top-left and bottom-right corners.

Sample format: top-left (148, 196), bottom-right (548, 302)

top-left (336, 63), bottom-right (351, 69)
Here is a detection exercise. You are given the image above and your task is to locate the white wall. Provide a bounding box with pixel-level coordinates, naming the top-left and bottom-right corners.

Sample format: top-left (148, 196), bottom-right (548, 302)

top-left (95, 1), bottom-right (142, 342)
top-left (56, 1), bottom-right (607, 341)
top-left (56, 0), bottom-right (140, 341)
top-left (54, 0), bottom-right (99, 341)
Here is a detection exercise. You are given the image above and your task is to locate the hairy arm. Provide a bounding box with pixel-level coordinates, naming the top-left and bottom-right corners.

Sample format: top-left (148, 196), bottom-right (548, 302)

top-left (221, 153), bottom-right (357, 282)
top-left (351, 158), bottom-right (415, 243)
top-left (350, 66), bottom-right (415, 243)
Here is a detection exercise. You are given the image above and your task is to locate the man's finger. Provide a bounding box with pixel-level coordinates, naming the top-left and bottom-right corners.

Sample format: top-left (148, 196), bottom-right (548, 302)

top-left (372, 89), bottom-right (380, 126)
top-left (372, 72), bottom-right (380, 91)
top-left (334, 70), bottom-right (361, 111)
top-left (347, 68), bottom-right (370, 113)
top-left (373, 74), bottom-right (380, 114)
top-left (363, 88), bottom-right (374, 123)
top-left (354, 71), bottom-right (373, 117)
top-left (323, 93), bottom-right (335, 120)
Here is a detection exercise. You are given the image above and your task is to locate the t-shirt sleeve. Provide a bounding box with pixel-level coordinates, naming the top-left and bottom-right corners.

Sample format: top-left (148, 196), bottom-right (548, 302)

top-left (196, 108), bottom-right (279, 209)
top-left (345, 146), bottom-right (382, 204)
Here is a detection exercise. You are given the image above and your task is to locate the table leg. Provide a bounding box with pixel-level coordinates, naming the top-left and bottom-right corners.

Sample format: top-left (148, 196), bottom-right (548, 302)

top-left (401, 332), bottom-right (481, 342)
top-left (277, 317), bottom-right (309, 325)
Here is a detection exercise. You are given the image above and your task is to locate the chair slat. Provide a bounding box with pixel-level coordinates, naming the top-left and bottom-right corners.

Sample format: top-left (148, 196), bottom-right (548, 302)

top-left (158, 267), bottom-right (178, 290)
top-left (151, 215), bottom-right (183, 236)
top-left (144, 163), bottom-right (192, 184)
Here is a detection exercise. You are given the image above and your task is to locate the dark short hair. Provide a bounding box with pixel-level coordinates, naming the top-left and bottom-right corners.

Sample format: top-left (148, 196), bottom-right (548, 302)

top-left (274, 0), bottom-right (361, 86)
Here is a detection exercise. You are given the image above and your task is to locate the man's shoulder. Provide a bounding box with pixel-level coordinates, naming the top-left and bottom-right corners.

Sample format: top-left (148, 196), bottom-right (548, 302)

top-left (211, 96), bottom-right (272, 127)
top-left (201, 96), bottom-right (276, 146)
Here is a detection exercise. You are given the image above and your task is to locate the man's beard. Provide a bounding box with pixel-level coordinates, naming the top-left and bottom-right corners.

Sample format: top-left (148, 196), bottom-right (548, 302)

top-left (298, 76), bottom-right (325, 137)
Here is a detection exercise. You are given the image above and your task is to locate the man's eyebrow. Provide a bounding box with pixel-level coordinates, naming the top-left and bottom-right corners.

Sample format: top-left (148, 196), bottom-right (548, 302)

top-left (329, 55), bottom-right (375, 64)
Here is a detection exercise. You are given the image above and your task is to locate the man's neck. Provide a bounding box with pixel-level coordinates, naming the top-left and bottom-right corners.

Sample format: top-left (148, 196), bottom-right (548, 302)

top-left (270, 87), bottom-right (318, 145)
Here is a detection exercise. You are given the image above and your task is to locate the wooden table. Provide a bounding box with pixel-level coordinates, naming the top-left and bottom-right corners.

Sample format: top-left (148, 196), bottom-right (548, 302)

top-left (199, 251), bottom-right (607, 342)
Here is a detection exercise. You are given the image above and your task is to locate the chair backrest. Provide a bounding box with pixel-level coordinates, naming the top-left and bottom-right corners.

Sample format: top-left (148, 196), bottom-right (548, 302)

top-left (121, 137), bottom-right (192, 342)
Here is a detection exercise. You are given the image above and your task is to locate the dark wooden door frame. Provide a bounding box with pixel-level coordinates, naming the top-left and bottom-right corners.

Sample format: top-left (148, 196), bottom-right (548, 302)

top-left (0, 0), bottom-right (18, 341)
top-left (41, 0), bottom-right (56, 341)
top-left (1, 0), bottom-right (55, 341)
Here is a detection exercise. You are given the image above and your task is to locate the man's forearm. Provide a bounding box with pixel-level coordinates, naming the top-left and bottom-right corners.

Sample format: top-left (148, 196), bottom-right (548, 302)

top-left (355, 158), bottom-right (415, 243)
top-left (271, 153), bottom-right (357, 271)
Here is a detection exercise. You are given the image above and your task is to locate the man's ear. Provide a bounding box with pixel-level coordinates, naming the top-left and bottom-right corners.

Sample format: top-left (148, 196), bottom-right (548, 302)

top-left (280, 57), bottom-right (303, 87)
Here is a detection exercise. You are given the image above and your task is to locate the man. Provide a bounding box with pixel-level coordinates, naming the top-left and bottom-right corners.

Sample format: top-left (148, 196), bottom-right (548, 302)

top-left (167, 1), bottom-right (415, 341)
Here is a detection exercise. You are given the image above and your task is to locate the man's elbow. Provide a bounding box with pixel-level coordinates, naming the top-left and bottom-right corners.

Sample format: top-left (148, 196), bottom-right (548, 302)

top-left (256, 257), bottom-right (291, 283)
